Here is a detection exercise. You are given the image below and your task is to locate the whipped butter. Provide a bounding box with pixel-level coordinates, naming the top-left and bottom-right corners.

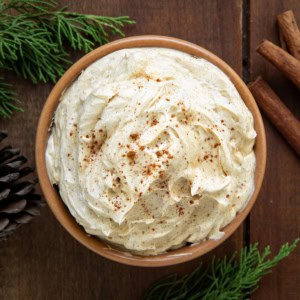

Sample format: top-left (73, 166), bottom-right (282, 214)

top-left (46, 48), bottom-right (256, 255)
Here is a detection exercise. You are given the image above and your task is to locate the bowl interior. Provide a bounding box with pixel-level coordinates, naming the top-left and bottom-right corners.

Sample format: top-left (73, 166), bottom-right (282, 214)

top-left (36, 35), bottom-right (266, 267)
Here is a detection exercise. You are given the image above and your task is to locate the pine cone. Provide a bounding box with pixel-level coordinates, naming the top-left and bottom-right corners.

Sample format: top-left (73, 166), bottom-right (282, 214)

top-left (0, 131), bottom-right (44, 240)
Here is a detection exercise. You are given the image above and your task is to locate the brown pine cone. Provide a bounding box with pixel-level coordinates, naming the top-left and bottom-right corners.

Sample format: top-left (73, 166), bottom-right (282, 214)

top-left (0, 131), bottom-right (44, 240)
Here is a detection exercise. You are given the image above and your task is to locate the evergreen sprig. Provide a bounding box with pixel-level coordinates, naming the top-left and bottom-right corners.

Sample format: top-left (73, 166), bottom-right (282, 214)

top-left (0, 79), bottom-right (22, 118)
top-left (0, 0), bottom-right (135, 117)
top-left (143, 239), bottom-right (299, 300)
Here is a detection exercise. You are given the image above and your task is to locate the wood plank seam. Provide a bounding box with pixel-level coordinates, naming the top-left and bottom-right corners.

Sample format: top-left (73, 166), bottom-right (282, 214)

top-left (242, 0), bottom-right (251, 248)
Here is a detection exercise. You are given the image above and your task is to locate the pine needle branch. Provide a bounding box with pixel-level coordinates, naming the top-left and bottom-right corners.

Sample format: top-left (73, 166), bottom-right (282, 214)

top-left (0, 0), bottom-right (135, 83)
top-left (142, 239), bottom-right (299, 300)
top-left (0, 0), bottom-right (135, 117)
top-left (0, 0), bottom-right (56, 14)
top-left (43, 10), bottom-right (135, 52)
top-left (0, 79), bottom-right (22, 118)
top-left (0, 13), bottom-right (70, 83)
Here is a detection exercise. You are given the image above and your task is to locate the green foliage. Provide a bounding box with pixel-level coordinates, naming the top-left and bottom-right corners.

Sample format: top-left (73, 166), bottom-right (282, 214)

top-left (0, 0), bottom-right (135, 117)
top-left (143, 239), bottom-right (299, 300)
top-left (0, 79), bottom-right (22, 118)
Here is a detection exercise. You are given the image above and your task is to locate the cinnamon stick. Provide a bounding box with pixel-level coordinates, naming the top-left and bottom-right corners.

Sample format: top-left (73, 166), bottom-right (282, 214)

top-left (257, 40), bottom-right (300, 90)
top-left (248, 77), bottom-right (300, 155)
top-left (277, 10), bottom-right (300, 60)
top-left (278, 28), bottom-right (288, 51)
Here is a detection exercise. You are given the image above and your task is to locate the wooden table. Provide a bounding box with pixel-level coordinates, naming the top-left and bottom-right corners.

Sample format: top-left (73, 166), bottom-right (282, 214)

top-left (0, 1), bottom-right (299, 299)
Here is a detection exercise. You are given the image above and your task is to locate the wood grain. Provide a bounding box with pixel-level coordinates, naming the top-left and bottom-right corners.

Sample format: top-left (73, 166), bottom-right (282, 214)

top-left (249, 0), bottom-right (300, 299)
top-left (1, 0), bottom-right (299, 299)
top-left (0, 1), bottom-right (244, 299)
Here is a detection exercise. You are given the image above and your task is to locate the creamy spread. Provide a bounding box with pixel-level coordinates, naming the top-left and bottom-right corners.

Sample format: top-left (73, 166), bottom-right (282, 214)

top-left (46, 48), bottom-right (256, 255)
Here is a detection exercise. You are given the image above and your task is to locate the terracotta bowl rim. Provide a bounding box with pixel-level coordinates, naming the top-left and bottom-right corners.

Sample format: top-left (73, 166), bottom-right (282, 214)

top-left (35, 35), bottom-right (267, 267)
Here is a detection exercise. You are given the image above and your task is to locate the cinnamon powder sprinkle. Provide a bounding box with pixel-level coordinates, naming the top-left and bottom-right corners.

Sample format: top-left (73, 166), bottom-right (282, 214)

top-left (130, 133), bottom-right (139, 140)
top-left (127, 150), bottom-right (136, 160)
top-left (159, 171), bottom-right (165, 179)
top-left (150, 119), bottom-right (159, 126)
top-left (177, 206), bottom-right (184, 216)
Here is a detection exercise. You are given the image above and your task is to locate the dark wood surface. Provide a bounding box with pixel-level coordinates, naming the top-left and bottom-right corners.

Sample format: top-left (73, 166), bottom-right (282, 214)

top-left (249, 1), bottom-right (300, 299)
top-left (0, 1), bottom-right (299, 299)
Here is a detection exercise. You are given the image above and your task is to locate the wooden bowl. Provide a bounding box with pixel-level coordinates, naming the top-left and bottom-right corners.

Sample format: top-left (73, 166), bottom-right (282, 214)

top-left (36, 36), bottom-right (266, 267)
